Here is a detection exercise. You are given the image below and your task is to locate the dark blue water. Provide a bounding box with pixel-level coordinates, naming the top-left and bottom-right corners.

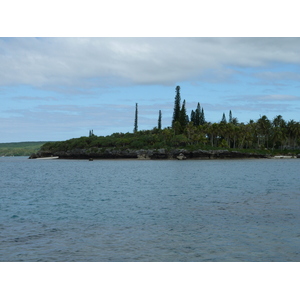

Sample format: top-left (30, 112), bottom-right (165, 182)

top-left (1, 156), bottom-right (299, 261)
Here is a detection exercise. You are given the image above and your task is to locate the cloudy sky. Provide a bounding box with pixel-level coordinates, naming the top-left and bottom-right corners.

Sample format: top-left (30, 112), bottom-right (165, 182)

top-left (1, 37), bottom-right (300, 142)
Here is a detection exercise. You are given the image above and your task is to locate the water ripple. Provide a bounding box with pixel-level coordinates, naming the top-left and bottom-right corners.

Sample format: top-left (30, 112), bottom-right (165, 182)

top-left (0, 157), bottom-right (300, 261)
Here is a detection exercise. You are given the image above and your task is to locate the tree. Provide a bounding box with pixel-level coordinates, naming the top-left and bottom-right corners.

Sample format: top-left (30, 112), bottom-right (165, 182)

top-left (200, 107), bottom-right (205, 125)
top-left (190, 110), bottom-right (195, 124)
top-left (184, 122), bottom-right (196, 142)
top-left (257, 115), bottom-right (271, 148)
top-left (272, 115), bottom-right (285, 128)
top-left (161, 127), bottom-right (174, 145)
top-left (271, 115), bottom-right (287, 149)
top-left (231, 124), bottom-right (241, 148)
top-left (89, 130), bottom-right (94, 137)
top-left (232, 117), bottom-right (238, 125)
top-left (221, 113), bottom-right (227, 124)
top-left (292, 122), bottom-right (300, 148)
top-left (172, 86), bottom-right (181, 128)
top-left (287, 120), bottom-right (300, 148)
top-left (190, 103), bottom-right (206, 126)
top-left (173, 120), bottom-right (182, 136)
top-left (219, 122), bottom-right (230, 146)
top-left (134, 103), bottom-right (138, 133)
top-left (194, 102), bottom-right (201, 126)
top-left (207, 122), bottom-right (219, 147)
top-left (229, 110), bottom-right (233, 123)
top-left (158, 110), bottom-right (162, 130)
top-left (179, 99), bottom-right (188, 130)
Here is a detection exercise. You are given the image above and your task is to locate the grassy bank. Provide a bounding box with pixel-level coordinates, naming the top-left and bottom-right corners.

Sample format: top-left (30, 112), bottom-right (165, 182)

top-left (0, 142), bottom-right (48, 156)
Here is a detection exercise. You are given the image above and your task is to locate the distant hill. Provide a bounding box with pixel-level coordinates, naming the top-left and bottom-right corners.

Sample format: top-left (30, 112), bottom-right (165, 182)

top-left (0, 142), bottom-right (48, 156)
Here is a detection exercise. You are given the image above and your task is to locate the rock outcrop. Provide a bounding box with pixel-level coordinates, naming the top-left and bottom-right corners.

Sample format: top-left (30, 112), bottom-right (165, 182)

top-left (29, 148), bottom-right (269, 160)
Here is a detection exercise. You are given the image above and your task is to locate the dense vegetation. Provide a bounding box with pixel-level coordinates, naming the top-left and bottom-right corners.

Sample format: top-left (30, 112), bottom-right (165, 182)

top-left (0, 142), bottom-right (47, 156)
top-left (40, 86), bottom-right (300, 156)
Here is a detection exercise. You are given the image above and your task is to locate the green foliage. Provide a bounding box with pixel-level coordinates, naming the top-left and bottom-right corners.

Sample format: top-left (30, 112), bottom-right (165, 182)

top-left (221, 113), bottom-right (227, 124)
top-left (229, 110), bottom-right (233, 123)
top-left (0, 142), bottom-right (47, 156)
top-left (134, 103), bottom-right (138, 133)
top-left (191, 103), bottom-right (205, 126)
top-left (179, 99), bottom-right (188, 130)
top-left (219, 139), bottom-right (229, 148)
top-left (172, 86), bottom-right (181, 128)
top-left (200, 108), bottom-right (205, 125)
top-left (158, 110), bottom-right (162, 130)
top-left (89, 129), bottom-right (95, 137)
top-left (195, 103), bottom-right (201, 126)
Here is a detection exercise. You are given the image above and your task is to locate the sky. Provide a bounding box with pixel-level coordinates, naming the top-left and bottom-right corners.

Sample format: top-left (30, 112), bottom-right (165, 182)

top-left (1, 0), bottom-right (300, 143)
top-left (1, 37), bottom-right (300, 142)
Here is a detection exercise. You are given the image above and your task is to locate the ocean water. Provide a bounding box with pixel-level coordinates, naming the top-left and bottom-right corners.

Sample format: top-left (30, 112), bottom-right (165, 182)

top-left (0, 156), bottom-right (299, 262)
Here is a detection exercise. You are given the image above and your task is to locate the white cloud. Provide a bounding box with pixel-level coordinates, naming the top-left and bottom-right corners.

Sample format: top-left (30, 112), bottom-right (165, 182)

top-left (2, 37), bottom-right (300, 88)
top-left (3, 37), bottom-right (300, 141)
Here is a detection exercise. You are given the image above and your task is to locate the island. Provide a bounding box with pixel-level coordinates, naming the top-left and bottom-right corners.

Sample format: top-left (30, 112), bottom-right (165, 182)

top-left (28, 86), bottom-right (300, 160)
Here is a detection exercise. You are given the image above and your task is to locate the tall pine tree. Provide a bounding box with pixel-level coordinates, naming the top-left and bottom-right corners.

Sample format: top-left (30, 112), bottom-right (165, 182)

top-left (190, 110), bottom-right (195, 124)
top-left (158, 110), bottom-right (162, 130)
top-left (179, 99), bottom-right (188, 129)
top-left (229, 110), bottom-right (233, 123)
top-left (221, 112), bottom-right (227, 124)
top-left (200, 108), bottom-right (205, 125)
top-left (194, 102), bottom-right (201, 126)
top-left (172, 86), bottom-right (181, 128)
top-left (134, 103), bottom-right (138, 133)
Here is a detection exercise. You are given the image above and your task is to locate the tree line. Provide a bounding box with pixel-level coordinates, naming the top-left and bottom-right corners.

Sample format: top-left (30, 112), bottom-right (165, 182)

top-left (41, 86), bottom-right (300, 154)
top-left (134, 85), bottom-right (300, 151)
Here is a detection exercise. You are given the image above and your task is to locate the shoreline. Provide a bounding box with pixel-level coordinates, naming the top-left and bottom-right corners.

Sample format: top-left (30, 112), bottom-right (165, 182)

top-left (29, 148), bottom-right (272, 160)
top-left (29, 147), bottom-right (300, 160)
top-left (30, 156), bottom-right (300, 161)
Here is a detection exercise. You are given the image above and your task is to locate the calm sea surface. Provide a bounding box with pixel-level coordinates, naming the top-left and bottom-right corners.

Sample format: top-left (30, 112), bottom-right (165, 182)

top-left (0, 156), bottom-right (299, 261)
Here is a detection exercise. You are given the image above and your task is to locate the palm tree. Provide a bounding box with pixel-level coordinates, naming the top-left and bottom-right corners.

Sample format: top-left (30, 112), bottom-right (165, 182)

top-left (271, 127), bottom-right (284, 149)
top-left (241, 121), bottom-right (256, 149)
top-left (184, 122), bottom-right (196, 144)
top-left (231, 124), bottom-right (241, 149)
top-left (294, 122), bottom-right (300, 148)
top-left (195, 125), bottom-right (208, 145)
top-left (257, 115), bottom-right (271, 148)
top-left (272, 115), bottom-right (287, 150)
top-left (208, 123), bottom-right (220, 147)
top-left (287, 120), bottom-right (300, 149)
top-left (286, 119), bottom-right (300, 149)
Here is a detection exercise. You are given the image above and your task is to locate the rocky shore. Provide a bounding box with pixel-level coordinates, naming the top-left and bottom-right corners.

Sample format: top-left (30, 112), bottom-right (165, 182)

top-left (29, 148), bottom-right (270, 160)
